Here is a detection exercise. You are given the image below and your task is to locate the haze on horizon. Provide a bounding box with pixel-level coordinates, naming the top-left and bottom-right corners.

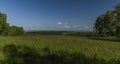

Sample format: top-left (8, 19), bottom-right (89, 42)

top-left (0, 0), bottom-right (120, 31)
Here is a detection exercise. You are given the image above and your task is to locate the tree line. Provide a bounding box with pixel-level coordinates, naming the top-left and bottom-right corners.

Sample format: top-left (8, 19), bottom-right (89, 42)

top-left (0, 12), bottom-right (24, 36)
top-left (94, 3), bottom-right (120, 38)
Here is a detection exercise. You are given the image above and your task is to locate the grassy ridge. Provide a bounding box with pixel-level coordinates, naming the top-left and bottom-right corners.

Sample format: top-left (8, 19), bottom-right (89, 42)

top-left (0, 36), bottom-right (120, 61)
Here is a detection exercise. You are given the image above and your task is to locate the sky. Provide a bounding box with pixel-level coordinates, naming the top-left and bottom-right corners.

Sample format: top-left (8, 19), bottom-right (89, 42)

top-left (0, 0), bottom-right (120, 31)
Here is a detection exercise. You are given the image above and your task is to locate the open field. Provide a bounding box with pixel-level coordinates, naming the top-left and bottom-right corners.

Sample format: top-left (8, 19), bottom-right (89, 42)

top-left (0, 36), bottom-right (120, 63)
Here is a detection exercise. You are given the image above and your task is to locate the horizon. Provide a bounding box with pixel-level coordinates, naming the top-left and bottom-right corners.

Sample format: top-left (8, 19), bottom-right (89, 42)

top-left (0, 0), bottom-right (120, 31)
top-left (25, 30), bottom-right (92, 32)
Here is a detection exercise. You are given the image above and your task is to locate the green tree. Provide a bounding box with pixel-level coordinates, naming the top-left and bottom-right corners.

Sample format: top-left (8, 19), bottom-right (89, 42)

top-left (104, 11), bottom-right (115, 36)
top-left (94, 11), bottom-right (115, 37)
top-left (0, 12), bottom-right (25, 36)
top-left (9, 26), bottom-right (25, 36)
top-left (115, 3), bottom-right (120, 38)
top-left (0, 12), bottom-right (9, 35)
top-left (94, 14), bottom-right (106, 37)
top-left (3, 23), bottom-right (9, 36)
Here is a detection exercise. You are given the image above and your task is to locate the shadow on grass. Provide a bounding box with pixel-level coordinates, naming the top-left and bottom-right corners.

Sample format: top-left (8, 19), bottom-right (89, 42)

top-left (1, 44), bottom-right (120, 64)
top-left (88, 37), bottom-right (120, 43)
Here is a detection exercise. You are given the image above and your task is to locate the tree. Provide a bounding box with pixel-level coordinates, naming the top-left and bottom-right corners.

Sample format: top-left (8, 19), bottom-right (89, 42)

top-left (0, 12), bottom-right (25, 36)
top-left (94, 11), bottom-right (115, 37)
top-left (115, 3), bottom-right (120, 38)
top-left (94, 14), bottom-right (106, 36)
top-left (104, 11), bottom-right (115, 36)
top-left (0, 12), bottom-right (9, 35)
top-left (9, 26), bottom-right (25, 36)
top-left (3, 23), bottom-right (9, 36)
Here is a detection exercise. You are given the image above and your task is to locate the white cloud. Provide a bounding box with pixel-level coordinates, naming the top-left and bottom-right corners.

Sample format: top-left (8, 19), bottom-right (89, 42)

top-left (57, 22), bottom-right (62, 25)
top-left (65, 22), bottom-right (68, 25)
top-left (64, 25), bottom-right (70, 28)
top-left (73, 25), bottom-right (77, 28)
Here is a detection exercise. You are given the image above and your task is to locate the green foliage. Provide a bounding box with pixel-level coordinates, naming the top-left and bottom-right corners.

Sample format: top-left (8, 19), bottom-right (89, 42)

top-left (94, 11), bottom-right (115, 37)
top-left (94, 3), bottom-right (120, 38)
top-left (94, 14), bottom-right (107, 37)
top-left (115, 3), bottom-right (120, 38)
top-left (9, 26), bottom-right (24, 36)
top-left (3, 23), bottom-right (10, 36)
top-left (0, 12), bottom-right (24, 36)
top-left (0, 12), bottom-right (9, 35)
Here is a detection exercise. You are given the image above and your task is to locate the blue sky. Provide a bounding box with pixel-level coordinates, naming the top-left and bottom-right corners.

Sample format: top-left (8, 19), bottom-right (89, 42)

top-left (0, 0), bottom-right (120, 31)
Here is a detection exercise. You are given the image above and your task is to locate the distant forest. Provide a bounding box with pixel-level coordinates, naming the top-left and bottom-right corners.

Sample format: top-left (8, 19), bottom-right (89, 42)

top-left (26, 31), bottom-right (93, 37)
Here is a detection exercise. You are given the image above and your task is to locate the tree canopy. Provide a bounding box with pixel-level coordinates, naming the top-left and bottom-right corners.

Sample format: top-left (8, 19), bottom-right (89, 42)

top-left (0, 12), bottom-right (24, 36)
top-left (94, 3), bottom-right (120, 38)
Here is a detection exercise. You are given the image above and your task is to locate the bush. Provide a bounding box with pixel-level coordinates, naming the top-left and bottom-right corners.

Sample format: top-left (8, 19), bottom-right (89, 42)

top-left (9, 26), bottom-right (25, 36)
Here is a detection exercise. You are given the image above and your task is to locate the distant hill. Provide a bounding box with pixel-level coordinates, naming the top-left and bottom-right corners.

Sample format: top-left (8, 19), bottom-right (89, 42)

top-left (26, 31), bottom-right (94, 37)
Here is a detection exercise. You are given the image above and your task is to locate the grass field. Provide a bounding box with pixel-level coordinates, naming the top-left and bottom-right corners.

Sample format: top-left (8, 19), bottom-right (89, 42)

top-left (0, 35), bottom-right (120, 64)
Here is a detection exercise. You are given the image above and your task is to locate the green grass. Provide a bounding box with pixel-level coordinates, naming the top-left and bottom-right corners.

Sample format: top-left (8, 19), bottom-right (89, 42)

top-left (0, 35), bottom-right (120, 61)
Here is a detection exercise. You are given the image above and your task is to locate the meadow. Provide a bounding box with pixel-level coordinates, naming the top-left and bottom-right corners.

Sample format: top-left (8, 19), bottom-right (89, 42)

top-left (0, 35), bottom-right (120, 64)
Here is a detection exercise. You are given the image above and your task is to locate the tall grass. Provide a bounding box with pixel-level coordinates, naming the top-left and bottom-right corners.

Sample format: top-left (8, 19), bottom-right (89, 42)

top-left (0, 36), bottom-right (119, 63)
